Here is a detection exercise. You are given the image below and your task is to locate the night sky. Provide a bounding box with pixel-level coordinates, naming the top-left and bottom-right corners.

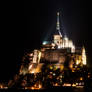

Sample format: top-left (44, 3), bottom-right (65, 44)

top-left (0, 0), bottom-right (91, 82)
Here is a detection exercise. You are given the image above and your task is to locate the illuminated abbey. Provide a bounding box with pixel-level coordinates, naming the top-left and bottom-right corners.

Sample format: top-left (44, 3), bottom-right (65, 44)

top-left (19, 12), bottom-right (87, 76)
top-left (7, 12), bottom-right (88, 89)
top-left (0, 11), bottom-right (91, 90)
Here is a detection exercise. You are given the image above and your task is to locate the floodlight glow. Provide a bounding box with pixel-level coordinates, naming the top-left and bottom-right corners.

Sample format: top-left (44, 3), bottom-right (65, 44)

top-left (42, 41), bottom-right (47, 45)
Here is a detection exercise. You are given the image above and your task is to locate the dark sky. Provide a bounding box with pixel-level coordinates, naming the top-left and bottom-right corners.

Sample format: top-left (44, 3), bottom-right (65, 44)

top-left (0, 0), bottom-right (91, 81)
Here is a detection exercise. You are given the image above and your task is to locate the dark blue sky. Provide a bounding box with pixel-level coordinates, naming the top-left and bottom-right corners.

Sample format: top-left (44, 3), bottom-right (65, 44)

top-left (0, 0), bottom-right (91, 81)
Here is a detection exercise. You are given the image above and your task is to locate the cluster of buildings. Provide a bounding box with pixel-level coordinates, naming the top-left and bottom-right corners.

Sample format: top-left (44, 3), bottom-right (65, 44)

top-left (4, 12), bottom-right (91, 90)
top-left (21, 12), bottom-right (86, 67)
top-left (16, 12), bottom-right (88, 89)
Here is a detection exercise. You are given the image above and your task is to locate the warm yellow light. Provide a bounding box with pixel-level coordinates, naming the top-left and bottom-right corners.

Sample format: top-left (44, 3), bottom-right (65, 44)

top-left (38, 52), bottom-right (41, 63)
top-left (50, 66), bottom-right (53, 70)
top-left (72, 84), bottom-right (76, 87)
top-left (60, 65), bottom-right (64, 70)
top-left (31, 70), bottom-right (35, 74)
top-left (0, 85), bottom-right (3, 89)
top-left (82, 47), bottom-right (87, 65)
top-left (80, 77), bottom-right (83, 80)
top-left (28, 64), bottom-right (32, 70)
top-left (63, 83), bottom-right (71, 87)
top-left (71, 68), bottom-right (75, 72)
top-left (76, 60), bottom-right (81, 65)
top-left (31, 87), bottom-right (34, 90)
top-left (88, 75), bottom-right (90, 78)
top-left (54, 83), bottom-right (58, 86)
top-left (38, 84), bottom-right (42, 89)
top-left (76, 83), bottom-right (78, 85)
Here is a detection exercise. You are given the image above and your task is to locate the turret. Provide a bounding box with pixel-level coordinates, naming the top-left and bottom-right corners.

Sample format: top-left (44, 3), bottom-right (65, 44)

top-left (82, 46), bottom-right (87, 65)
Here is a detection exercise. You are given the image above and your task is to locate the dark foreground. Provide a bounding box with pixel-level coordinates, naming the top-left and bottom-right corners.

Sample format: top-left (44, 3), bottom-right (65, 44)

top-left (0, 87), bottom-right (92, 92)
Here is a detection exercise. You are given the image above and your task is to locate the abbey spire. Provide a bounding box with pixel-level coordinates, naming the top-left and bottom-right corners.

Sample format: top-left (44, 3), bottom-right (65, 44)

top-left (56, 12), bottom-right (60, 31)
top-left (56, 12), bottom-right (62, 38)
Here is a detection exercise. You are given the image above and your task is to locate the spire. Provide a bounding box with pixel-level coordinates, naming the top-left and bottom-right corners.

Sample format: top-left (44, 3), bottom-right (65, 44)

top-left (56, 12), bottom-right (62, 37)
top-left (56, 12), bottom-right (60, 31)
